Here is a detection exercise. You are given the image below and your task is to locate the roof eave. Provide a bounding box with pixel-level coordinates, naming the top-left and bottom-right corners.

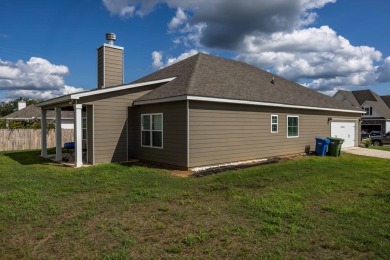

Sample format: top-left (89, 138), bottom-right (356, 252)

top-left (36, 77), bottom-right (176, 108)
top-left (134, 95), bottom-right (364, 114)
top-left (36, 95), bottom-right (73, 108)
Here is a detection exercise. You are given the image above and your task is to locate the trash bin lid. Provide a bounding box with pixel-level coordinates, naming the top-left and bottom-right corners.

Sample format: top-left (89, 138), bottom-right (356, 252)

top-left (326, 137), bottom-right (344, 143)
top-left (316, 137), bottom-right (330, 143)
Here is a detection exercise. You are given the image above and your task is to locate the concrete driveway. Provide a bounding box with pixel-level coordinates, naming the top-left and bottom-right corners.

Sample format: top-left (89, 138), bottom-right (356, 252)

top-left (343, 147), bottom-right (390, 159)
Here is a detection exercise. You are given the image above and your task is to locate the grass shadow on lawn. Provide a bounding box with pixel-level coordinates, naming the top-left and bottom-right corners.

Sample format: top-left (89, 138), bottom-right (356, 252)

top-left (3, 149), bottom-right (53, 165)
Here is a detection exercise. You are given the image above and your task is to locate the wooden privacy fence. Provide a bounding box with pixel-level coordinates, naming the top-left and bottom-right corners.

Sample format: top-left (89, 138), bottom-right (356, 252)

top-left (0, 129), bottom-right (74, 151)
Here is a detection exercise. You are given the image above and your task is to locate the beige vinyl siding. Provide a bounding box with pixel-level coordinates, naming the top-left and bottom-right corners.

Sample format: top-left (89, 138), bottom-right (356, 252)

top-left (86, 105), bottom-right (94, 165)
top-left (97, 46), bottom-right (123, 88)
top-left (105, 47), bottom-right (123, 87)
top-left (81, 85), bottom-right (158, 164)
top-left (129, 101), bottom-right (187, 168)
top-left (189, 101), bottom-right (359, 167)
top-left (97, 48), bottom-right (104, 88)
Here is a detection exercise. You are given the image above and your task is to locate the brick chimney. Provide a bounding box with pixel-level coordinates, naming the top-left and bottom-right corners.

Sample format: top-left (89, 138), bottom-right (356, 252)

top-left (97, 33), bottom-right (124, 89)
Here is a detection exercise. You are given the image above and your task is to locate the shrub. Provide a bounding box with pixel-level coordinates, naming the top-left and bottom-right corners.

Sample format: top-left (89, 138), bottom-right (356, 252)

top-left (0, 119), bottom-right (55, 130)
top-left (363, 139), bottom-right (372, 147)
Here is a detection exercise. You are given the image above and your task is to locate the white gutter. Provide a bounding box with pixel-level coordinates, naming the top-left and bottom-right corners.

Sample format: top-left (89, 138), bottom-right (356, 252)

top-left (134, 95), bottom-right (364, 114)
top-left (37, 77), bottom-right (176, 107)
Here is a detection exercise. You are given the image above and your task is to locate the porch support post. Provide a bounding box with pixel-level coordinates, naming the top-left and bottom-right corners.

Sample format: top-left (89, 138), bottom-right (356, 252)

top-left (55, 107), bottom-right (62, 161)
top-left (74, 104), bottom-right (83, 167)
top-left (41, 109), bottom-right (47, 157)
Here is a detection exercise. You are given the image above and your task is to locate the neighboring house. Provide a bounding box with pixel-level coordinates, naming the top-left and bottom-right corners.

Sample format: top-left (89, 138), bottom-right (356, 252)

top-left (334, 89), bottom-right (390, 134)
top-left (37, 36), bottom-right (362, 168)
top-left (3, 103), bottom-right (74, 129)
top-left (381, 95), bottom-right (390, 111)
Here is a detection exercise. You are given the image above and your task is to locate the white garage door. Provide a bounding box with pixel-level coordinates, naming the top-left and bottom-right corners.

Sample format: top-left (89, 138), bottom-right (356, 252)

top-left (331, 121), bottom-right (356, 148)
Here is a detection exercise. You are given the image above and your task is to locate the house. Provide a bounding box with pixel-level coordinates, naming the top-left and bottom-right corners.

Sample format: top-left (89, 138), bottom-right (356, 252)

top-left (333, 89), bottom-right (390, 134)
top-left (3, 102), bottom-right (74, 129)
top-left (381, 95), bottom-right (390, 111)
top-left (37, 34), bottom-right (362, 168)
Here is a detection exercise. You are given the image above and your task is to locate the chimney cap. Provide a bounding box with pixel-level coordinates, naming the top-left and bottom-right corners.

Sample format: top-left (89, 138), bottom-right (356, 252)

top-left (106, 33), bottom-right (116, 45)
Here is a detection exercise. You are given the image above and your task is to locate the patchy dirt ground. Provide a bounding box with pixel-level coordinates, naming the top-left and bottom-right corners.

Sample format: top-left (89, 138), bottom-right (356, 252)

top-left (128, 153), bottom-right (310, 178)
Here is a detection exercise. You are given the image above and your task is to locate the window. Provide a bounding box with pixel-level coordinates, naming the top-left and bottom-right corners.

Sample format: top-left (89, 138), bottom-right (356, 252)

top-left (141, 113), bottom-right (163, 148)
top-left (287, 116), bottom-right (299, 138)
top-left (271, 115), bottom-right (278, 133)
top-left (363, 107), bottom-right (372, 116)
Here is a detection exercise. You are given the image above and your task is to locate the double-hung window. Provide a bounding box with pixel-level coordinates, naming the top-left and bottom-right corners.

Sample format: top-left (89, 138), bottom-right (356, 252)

top-left (287, 116), bottom-right (299, 138)
top-left (271, 115), bottom-right (278, 133)
top-left (141, 114), bottom-right (163, 148)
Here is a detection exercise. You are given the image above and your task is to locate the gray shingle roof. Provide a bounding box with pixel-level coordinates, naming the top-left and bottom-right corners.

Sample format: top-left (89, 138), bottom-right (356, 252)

top-left (381, 95), bottom-right (390, 108)
top-left (3, 105), bottom-right (74, 119)
top-left (133, 53), bottom-right (360, 111)
top-left (335, 90), bottom-right (361, 108)
top-left (352, 90), bottom-right (376, 105)
top-left (336, 89), bottom-right (390, 119)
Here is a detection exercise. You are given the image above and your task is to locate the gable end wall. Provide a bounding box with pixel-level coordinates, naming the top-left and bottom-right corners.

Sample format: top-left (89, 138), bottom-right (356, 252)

top-left (81, 85), bottom-right (158, 164)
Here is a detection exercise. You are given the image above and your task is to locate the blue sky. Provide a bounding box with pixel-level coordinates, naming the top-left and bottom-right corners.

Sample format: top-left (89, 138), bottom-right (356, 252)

top-left (0, 0), bottom-right (389, 101)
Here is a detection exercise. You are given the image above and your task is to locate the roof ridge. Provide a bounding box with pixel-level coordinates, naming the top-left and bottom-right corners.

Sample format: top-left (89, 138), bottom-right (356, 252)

top-left (369, 89), bottom-right (380, 101)
top-left (185, 53), bottom-right (203, 94)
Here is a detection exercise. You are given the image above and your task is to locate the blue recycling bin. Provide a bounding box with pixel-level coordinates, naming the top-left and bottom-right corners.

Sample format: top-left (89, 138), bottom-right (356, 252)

top-left (315, 137), bottom-right (330, 156)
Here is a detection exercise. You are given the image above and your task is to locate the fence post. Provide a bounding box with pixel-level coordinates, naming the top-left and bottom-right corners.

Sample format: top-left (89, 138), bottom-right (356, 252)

top-left (41, 110), bottom-right (47, 157)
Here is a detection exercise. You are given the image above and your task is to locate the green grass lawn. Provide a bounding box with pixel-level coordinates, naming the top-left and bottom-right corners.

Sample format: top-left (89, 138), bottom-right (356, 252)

top-left (0, 150), bottom-right (389, 259)
top-left (368, 145), bottom-right (390, 152)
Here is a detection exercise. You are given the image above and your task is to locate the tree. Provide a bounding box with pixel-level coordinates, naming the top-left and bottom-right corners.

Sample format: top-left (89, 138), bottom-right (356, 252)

top-left (0, 97), bottom-right (41, 117)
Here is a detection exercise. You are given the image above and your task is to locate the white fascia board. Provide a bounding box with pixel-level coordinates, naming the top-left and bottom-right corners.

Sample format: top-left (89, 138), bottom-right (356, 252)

top-left (97, 44), bottom-right (124, 50)
top-left (36, 77), bottom-right (176, 107)
top-left (36, 95), bottom-right (73, 107)
top-left (134, 95), bottom-right (186, 105)
top-left (71, 77), bottom-right (176, 99)
top-left (134, 95), bottom-right (364, 114)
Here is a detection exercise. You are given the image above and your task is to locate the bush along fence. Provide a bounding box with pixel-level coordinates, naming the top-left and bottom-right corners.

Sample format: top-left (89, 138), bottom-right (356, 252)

top-left (0, 129), bottom-right (74, 151)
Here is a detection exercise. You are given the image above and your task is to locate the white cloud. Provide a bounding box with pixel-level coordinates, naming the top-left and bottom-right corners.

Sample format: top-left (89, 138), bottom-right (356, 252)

top-left (171, 23), bottom-right (206, 48)
top-left (377, 56), bottom-right (390, 83)
top-left (0, 57), bottom-right (83, 101)
top-left (166, 49), bottom-right (200, 66)
top-left (151, 51), bottom-right (163, 68)
top-left (236, 26), bottom-right (383, 91)
top-left (168, 8), bottom-right (187, 31)
top-left (102, 0), bottom-right (135, 18)
top-left (151, 49), bottom-right (201, 68)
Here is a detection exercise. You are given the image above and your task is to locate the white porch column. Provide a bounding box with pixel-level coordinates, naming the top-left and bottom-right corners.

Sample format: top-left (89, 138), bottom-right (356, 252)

top-left (55, 107), bottom-right (62, 161)
top-left (41, 109), bottom-right (47, 157)
top-left (74, 104), bottom-right (83, 167)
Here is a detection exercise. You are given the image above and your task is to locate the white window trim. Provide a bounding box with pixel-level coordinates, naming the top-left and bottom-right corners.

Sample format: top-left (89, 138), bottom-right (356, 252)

top-left (271, 115), bottom-right (278, 133)
top-left (287, 115), bottom-right (299, 138)
top-left (141, 113), bottom-right (163, 149)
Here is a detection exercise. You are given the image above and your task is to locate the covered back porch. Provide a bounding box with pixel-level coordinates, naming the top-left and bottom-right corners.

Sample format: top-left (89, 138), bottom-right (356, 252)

top-left (39, 102), bottom-right (92, 168)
